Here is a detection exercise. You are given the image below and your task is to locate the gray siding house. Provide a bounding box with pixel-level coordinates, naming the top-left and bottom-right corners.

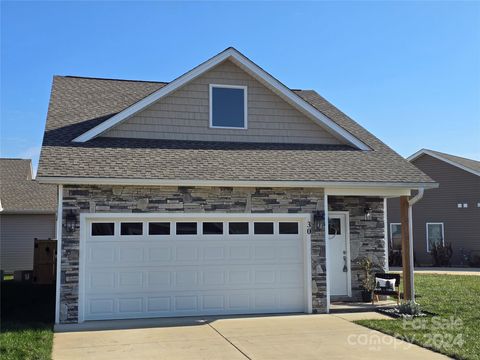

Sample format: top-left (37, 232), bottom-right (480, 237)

top-left (36, 48), bottom-right (435, 326)
top-left (0, 159), bottom-right (57, 273)
top-left (388, 149), bottom-right (480, 266)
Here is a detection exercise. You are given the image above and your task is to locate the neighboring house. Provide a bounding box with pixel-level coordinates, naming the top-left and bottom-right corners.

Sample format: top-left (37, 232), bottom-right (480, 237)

top-left (36, 47), bottom-right (435, 326)
top-left (388, 149), bottom-right (480, 267)
top-left (0, 159), bottom-right (57, 273)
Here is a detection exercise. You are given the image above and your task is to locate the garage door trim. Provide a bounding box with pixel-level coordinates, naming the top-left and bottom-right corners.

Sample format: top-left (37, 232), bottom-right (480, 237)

top-left (78, 212), bottom-right (312, 323)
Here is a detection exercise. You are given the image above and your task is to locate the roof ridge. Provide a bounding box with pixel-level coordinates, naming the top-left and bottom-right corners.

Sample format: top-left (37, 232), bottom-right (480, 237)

top-left (427, 149), bottom-right (480, 164)
top-left (58, 75), bottom-right (169, 84)
top-left (59, 75), bottom-right (310, 91)
top-left (0, 158), bottom-right (31, 161)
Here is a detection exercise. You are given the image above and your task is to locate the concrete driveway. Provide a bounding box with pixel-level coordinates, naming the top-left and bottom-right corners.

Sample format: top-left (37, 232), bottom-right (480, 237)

top-left (53, 314), bottom-right (447, 360)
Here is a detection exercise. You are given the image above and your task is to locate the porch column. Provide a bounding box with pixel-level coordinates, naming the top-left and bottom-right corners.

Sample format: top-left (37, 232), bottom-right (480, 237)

top-left (400, 196), bottom-right (412, 300)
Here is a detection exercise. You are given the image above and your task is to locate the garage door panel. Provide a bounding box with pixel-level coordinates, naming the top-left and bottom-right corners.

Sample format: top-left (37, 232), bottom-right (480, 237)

top-left (88, 246), bottom-right (115, 264)
top-left (203, 246), bottom-right (226, 260)
top-left (203, 295), bottom-right (225, 310)
top-left (147, 297), bottom-right (171, 312)
top-left (175, 247), bottom-right (198, 261)
top-left (174, 270), bottom-right (199, 287)
top-left (89, 272), bottom-right (115, 290)
top-left (118, 271), bottom-right (143, 288)
top-left (148, 247), bottom-right (172, 262)
top-left (118, 298), bottom-right (143, 313)
top-left (203, 270), bottom-right (225, 285)
top-left (147, 271), bottom-right (171, 288)
top-left (118, 247), bottom-right (144, 262)
top-left (89, 298), bottom-right (115, 315)
top-left (83, 217), bottom-right (306, 320)
top-left (175, 296), bottom-right (197, 311)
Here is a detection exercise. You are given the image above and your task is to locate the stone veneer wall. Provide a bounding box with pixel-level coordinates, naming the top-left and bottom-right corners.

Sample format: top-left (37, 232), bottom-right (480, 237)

top-left (60, 185), bottom-right (327, 323)
top-left (328, 196), bottom-right (386, 301)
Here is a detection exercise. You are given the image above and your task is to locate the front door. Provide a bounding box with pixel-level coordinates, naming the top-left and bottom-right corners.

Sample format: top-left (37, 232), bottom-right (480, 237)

top-left (328, 213), bottom-right (350, 296)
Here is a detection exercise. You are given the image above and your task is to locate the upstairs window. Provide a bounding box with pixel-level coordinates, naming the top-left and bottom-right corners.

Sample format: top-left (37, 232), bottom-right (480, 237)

top-left (210, 84), bottom-right (247, 129)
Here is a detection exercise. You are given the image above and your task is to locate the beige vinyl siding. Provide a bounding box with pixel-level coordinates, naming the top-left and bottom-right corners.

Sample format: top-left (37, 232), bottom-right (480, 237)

top-left (0, 214), bottom-right (56, 272)
top-left (104, 60), bottom-right (344, 145)
top-left (388, 154), bottom-right (480, 266)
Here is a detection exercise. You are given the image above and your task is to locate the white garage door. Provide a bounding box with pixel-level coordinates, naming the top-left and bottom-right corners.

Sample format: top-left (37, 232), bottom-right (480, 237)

top-left (80, 215), bottom-right (308, 321)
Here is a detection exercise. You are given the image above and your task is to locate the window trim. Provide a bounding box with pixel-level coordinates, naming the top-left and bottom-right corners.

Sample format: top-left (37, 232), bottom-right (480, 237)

top-left (209, 84), bottom-right (248, 129)
top-left (389, 223), bottom-right (401, 248)
top-left (426, 222), bottom-right (445, 253)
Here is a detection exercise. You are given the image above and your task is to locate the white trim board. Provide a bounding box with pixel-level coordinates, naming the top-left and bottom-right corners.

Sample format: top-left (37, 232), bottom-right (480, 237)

top-left (408, 149), bottom-right (480, 177)
top-left (324, 195), bottom-right (330, 313)
top-left (36, 176), bottom-right (438, 191)
top-left (55, 185), bottom-right (63, 325)
top-left (72, 47), bottom-right (370, 150)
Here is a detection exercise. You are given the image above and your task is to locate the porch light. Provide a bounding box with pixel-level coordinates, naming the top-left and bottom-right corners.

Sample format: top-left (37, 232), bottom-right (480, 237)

top-left (364, 206), bottom-right (372, 221)
top-left (65, 210), bottom-right (78, 233)
top-left (313, 210), bottom-right (324, 231)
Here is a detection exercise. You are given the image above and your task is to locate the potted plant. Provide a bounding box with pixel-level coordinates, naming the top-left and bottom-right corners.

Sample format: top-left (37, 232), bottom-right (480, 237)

top-left (357, 257), bottom-right (380, 302)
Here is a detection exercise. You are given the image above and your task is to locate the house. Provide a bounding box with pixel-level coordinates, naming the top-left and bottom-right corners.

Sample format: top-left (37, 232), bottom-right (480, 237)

top-left (36, 48), bottom-right (436, 326)
top-left (388, 149), bottom-right (480, 267)
top-left (0, 159), bottom-right (57, 274)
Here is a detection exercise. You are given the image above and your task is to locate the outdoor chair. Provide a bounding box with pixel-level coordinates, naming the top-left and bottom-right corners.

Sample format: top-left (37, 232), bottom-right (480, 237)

top-left (372, 273), bottom-right (401, 305)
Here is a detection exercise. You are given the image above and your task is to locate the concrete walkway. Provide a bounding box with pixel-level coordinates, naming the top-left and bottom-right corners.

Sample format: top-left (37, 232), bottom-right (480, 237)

top-left (53, 314), bottom-right (448, 360)
top-left (390, 267), bottom-right (480, 276)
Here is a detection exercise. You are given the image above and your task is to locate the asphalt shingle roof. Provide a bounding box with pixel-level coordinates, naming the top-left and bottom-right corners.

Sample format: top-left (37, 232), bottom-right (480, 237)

top-left (0, 159), bottom-right (56, 213)
top-left (426, 149), bottom-right (480, 175)
top-left (37, 76), bottom-right (435, 186)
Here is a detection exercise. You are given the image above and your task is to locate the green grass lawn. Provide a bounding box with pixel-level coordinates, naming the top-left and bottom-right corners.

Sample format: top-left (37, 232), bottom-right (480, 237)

top-left (0, 282), bottom-right (55, 360)
top-left (356, 274), bottom-right (480, 360)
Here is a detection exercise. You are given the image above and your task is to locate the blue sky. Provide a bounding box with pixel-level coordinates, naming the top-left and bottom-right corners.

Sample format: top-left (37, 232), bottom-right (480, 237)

top-left (1, 1), bottom-right (479, 174)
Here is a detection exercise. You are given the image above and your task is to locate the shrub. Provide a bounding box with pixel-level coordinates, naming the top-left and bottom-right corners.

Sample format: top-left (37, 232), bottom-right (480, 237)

top-left (431, 243), bottom-right (453, 266)
top-left (398, 300), bottom-right (423, 316)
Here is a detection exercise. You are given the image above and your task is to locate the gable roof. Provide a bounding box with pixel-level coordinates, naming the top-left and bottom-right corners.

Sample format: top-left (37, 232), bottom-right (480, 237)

top-left (37, 75), bottom-right (435, 188)
top-left (0, 159), bottom-right (56, 214)
top-left (72, 48), bottom-right (369, 150)
top-left (408, 149), bottom-right (480, 177)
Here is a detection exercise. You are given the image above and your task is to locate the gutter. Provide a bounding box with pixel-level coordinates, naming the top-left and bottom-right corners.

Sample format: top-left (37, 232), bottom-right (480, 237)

top-left (407, 188), bottom-right (425, 301)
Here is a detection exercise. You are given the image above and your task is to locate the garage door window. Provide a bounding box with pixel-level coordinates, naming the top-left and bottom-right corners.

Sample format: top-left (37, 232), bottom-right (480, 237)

top-left (229, 222), bottom-right (249, 235)
top-left (176, 222), bottom-right (197, 235)
top-left (121, 222), bottom-right (143, 235)
top-left (91, 222), bottom-right (115, 236)
top-left (148, 222), bottom-right (170, 235)
top-left (279, 222), bottom-right (299, 234)
top-left (203, 222), bottom-right (223, 235)
top-left (254, 222), bottom-right (274, 234)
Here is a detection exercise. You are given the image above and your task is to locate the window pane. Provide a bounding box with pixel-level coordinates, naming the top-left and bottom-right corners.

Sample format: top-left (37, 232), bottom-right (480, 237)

top-left (328, 218), bottom-right (341, 235)
top-left (254, 222), bottom-right (274, 235)
top-left (121, 222), bottom-right (143, 235)
top-left (92, 223), bottom-right (114, 236)
top-left (176, 222), bottom-right (197, 235)
top-left (229, 222), bottom-right (249, 235)
top-left (149, 222), bottom-right (170, 235)
top-left (391, 224), bottom-right (402, 250)
top-left (212, 87), bottom-right (245, 128)
top-left (428, 224), bottom-right (443, 250)
top-left (279, 222), bottom-right (299, 234)
top-left (203, 222), bottom-right (223, 235)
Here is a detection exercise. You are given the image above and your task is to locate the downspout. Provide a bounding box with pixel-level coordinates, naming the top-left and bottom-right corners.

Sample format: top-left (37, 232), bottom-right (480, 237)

top-left (407, 188), bottom-right (424, 302)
